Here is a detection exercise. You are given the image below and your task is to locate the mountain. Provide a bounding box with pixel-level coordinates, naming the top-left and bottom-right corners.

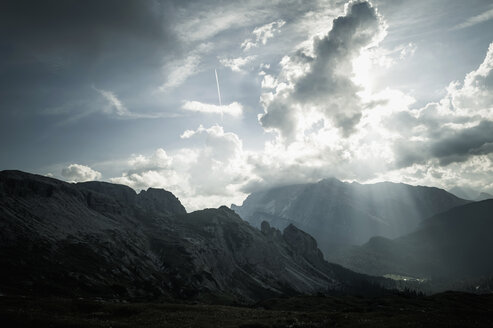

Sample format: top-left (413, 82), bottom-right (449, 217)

top-left (449, 186), bottom-right (479, 201)
top-left (449, 187), bottom-right (493, 201)
top-left (231, 179), bottom-right (469, 255)
top-left (326, 200), bottom-right (493, 289)
top-left (0, 170), bottom-right (389, 303)
top-left (476, 192), bottom-right (493, 201)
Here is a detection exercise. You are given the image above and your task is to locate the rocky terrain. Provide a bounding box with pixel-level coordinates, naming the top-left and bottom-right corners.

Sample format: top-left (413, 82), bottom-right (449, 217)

top-left (0, 170), bottom-right (389, 303)
top-left (231, 178), bottom-right (469, 256)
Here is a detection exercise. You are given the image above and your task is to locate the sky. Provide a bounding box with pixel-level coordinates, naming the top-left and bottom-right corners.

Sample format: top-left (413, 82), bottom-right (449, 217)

top-left (1, 0), bottom-right (493, 210)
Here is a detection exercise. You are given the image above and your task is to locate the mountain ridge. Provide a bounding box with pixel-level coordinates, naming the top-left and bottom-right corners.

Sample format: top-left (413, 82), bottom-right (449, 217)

top-left (0, 170), bottom-right (390, 303)
top-left (326, 199), bottom-right (493, 290)
top-left (232, 178), bottom-right (469, 256)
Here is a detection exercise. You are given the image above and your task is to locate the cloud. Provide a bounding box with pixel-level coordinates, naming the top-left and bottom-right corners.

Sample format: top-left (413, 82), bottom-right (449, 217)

top-left (430, 121), bottom-right (493, 165)
top-left (454, 7), bottom-right (493, 30)
top-left (247, 8), bottom-right (493, 196)
top-left (94, 88), bottom-right (130, 116)
top-left (61, 164), bottom-right (102, 182)
top-left (110, 149), bottom-right (181, 191)
top-left (14, 0), bottom-right (493, 209)
top-left (394, 121), bottom-right (493, 167)
top-left (449, 43), bottom-right (493, 118)
top-left (174, 3), bottom-right (273, 42)
top-left (371, 154), bottom-right (493, 198)
top-left (108, 39), bottom-right (493, 207)
top-left (399, 42), bottom-right (417, 60)
top-left (111, 125), bottom-right (250, 210)
top-left (128, 148), bottom-right (173, 171)
top-left (92, 87), bottom-right (180, 120)
top-left (160, 55), bottom-right (202, 90)
top-left (219, 56), bottom-right (257, 73)
top-left (160, 43), bottom-right (214, 91)
top-left (180, 125), bottom-right (245, 163)
top-left (241, 20), bottom-right (286, 51)
top-left (259, 0), bottom-right (386, 140)
top-left (182, 101), bottom-right (243, 117)
top-left (392, 42), bottom-right (493, 168)
top-left (261, 74), bottom-right (278, 89)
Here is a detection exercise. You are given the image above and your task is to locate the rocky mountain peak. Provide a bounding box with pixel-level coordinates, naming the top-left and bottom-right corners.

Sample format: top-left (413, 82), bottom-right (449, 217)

top-left (218, 205), bottom-right (235, 213)
top-left (137, 187), bottom-right (186, 216)
top-left (0, 170), bottom-right (74, 198)
top-left (283, 224), bottom-right (324, 264)
top-left (260, 221), bottom-right (282, 239)
top-left (318, 177), bottom-right (344, 186)
top-left (77, 181), bottom-right (137, 204)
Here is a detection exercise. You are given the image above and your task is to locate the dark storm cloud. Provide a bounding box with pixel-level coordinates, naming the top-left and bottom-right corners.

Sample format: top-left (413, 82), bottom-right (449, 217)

top-left (430, 121), bottom-right (493, 165)
top-left (294, 1), bottom-right (381, 101)
top-left (260, 0), bottom-right (384, 139)
top-left (294, 0), bottom-right (381, 135)
top-left (0, 0), bottom-right (178, 116)
top-left (394, 120), bottom-right (493, 167)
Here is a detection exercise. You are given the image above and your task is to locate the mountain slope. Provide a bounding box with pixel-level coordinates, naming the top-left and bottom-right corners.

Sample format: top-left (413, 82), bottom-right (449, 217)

top-left (326, 200), bottom-right (493, 286)
top-left (231, 179), bottom-right (469, 254)
top-left (0, 170), bottom-right (388, 303)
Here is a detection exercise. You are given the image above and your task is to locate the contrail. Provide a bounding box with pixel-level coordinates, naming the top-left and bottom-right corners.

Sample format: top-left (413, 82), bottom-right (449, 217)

top-left (215, 69), bottom-right (222, 107)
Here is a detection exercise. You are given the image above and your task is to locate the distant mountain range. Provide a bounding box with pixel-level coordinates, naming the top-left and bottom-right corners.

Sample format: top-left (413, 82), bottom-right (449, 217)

top-left (231, 178), bottom-right (469, 256)
top-left (0, 170), bottom-right (389, 303)
top-left (326, 200), bottom-right (493, 290)
top-left (477, 192), bottom-right (493, 201)
top-left (449, 186), bottom-right (493, 201)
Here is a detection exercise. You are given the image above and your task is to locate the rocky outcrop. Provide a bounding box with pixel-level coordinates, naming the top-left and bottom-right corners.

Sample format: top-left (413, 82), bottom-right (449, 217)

top-left (0, 170), bottom-right (388, 303)
top-left (136, 188), bottom-right (186, 216)
top-left (283, 224), bottom-right (325, 266)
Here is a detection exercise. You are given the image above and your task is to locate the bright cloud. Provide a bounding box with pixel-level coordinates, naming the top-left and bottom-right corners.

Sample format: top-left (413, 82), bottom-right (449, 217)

top-left (160, 43), bottom-right (213, 91)
top-left (259, 0), bottom-right (387, 140)
top-left (61, 164), bottom-right (102, 182)
top-left (105, 0), bottom-right (493, 208)
top-left (241, 20), bottom-right (286, 51)
top-left (390, 42), bottom-right (493, 168)
top-left (5, 0), bottom-right (493, 210)
top-left (111, 125), bottom-right (250, 211)
top-left (219, 56), bottom-right (257, 72)
top-left (160, 54), bottom-right (201, 90)
top-left (454, 7), bottom-right (493, 30)
top-left (94, 88), bottom-right (131, 116)
top-left (182, 101), bottom-right (243, 117)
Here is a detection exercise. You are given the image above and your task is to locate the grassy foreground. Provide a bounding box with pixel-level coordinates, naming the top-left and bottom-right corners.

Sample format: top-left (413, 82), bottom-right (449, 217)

top-left (1, 292), bottom-right (492, 327)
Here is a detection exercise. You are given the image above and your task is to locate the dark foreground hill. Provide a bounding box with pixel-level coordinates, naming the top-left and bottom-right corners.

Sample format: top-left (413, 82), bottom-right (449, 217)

top-left (326, 200), bottom-right (493, 290)
top-left (0, 170), bottom-right (389, 304)
top-left (1, 292), bottom-right (493, 328)
top-left (231, 178), bottom-right (469, 256)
